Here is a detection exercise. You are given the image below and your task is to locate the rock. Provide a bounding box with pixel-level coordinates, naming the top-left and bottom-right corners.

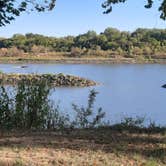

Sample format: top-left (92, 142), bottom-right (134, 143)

top-left (21, 65), bottom-right (28, 68)
top-left (162, 84), bottom-right (166, 88)
top-left (0, 73), bottom-right (97, 87)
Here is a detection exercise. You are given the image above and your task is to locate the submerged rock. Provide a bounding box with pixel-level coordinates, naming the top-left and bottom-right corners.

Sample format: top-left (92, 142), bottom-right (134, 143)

top-left (162, 84), bottom-right (166, 88)
top-left (21, 65), bottom-right (28, 68)
top-left (0, 73), bottom-right (97, 87)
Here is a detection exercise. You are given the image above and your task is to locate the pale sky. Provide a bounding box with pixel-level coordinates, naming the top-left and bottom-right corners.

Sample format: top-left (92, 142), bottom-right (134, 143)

top-left (0, 0), bottom-right (165, 38)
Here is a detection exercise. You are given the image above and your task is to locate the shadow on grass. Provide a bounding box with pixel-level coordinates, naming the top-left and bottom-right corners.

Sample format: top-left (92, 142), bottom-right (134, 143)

top-left (0, 127), bottom-right (165, 163)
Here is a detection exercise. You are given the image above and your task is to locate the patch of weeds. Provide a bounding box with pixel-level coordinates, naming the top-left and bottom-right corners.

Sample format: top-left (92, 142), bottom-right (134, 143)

top-left (144, 159), bottom-right (159, 166)
top-left (72, 89), bottom-right (105, 128)
top-left (13, 160), bottom-right (24, 166)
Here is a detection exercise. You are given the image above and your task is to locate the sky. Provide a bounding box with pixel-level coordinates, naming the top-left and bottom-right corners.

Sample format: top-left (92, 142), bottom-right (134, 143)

top-left (0, 0), bottom-right (165, 38)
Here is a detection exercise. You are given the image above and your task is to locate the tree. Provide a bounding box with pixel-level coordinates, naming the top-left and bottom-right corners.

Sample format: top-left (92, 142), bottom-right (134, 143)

top-left (102, 0), bottom-right (166, 20)
top-left (103, 28), bottom-right (121, 41)
top-left (0, 0), bottom-right (166, 27)
top-left (0, 0), bottom-right (56, 26)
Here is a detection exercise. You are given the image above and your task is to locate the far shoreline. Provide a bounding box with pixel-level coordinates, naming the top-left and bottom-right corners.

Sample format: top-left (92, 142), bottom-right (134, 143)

top-left (0, 56), bottom-right (166, 64)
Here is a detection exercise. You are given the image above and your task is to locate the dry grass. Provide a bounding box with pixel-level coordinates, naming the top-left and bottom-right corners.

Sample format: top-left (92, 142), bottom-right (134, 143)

top-left (0, 129), bottom-right (165, 166)
top-left (0, 56), bottom-right (164, 64)
top-left (0, 56), bottom-right (145, 64)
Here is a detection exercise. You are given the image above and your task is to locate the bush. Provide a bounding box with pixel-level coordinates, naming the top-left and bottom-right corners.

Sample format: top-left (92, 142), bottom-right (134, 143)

top-left (0, 85), bottom-right (13, 130)
top-left (70, 47), bottom-right (83, 57)
top-left (72, 89), bottom-right (105, 128)
top-left (0, 80), bottom-right (105, 131)
top-left (14, 79), bottom-right (51, 129)
top-left (0, 47), bottom-right (24, 57)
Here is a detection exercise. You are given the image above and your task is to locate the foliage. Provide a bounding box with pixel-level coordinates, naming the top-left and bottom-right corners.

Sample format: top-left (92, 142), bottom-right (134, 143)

top-left (14, 79), bottom-right (51, 129)
top-left (0, 79), bottom-right (52, 130)
top-left (0, 85), bottom-right (13, 130)
top-left (0, 47), bottom-right (24, 57)
top-left (46, 103), bottom-right (71, 130)
top-left (0, 79), bottom-right (165, 132)
top-left (72, 89), bottom-right (105, 128)
top-left (70, 47), bottom-right (83, 57)
top-left (0, 0), bottom-right (56, 26)
top-left (0, 79), bottom-right (165, 136)
top-left (102, 0), bottom-right (166, 20)
top-left (120, 116), bottom-right (145, 128)
top-left (0, 0), bottom-right (166, 27)
top-left (0, 80), bottom-right (105, 130)
top-left (0, 28), bottom-right (166, 58)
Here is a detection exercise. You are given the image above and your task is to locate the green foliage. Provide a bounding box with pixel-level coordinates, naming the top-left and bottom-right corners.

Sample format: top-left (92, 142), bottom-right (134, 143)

top-left (102, 0), bottom-right (166, 20)
top-left (0, 81), bottom-right (105, 130)
top-left (72, 89), bottom-right (105, 128)
top-left (0, 0), bottom-right (56, 26)
top-left (0, 28), bottom-right (166, 58)
top-left (0, 81), bottom-right (165, 133)
top-left (120, 116), bottom-right (145, 128)
top-left (1, 0), bottom-right (166, 26)
top-left (46, 103), bottom-right (71, 130)
top-left (13, 160), bottom-right (24, 166)
top-left (0, 86), bottom-right (13, 130)
top-left (14, 79), bottom-right (51, 129)
top-left (0, 79), bottom-right (52, 130)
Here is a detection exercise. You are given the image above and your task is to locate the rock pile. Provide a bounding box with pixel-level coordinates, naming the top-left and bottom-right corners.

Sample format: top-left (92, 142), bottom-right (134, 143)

top-left (0, 73), bottom-right (97, 87)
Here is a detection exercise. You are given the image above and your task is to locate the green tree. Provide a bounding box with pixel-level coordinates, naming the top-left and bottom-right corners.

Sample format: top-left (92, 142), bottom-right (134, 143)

top-left (0, 0), bottom-right (56, 26)
top-left (0, 28), bottom-right (166, 58)
top-left (102, 0), bottom-right (166, 20)
top-left (0, 0), bottom-right (166, 27)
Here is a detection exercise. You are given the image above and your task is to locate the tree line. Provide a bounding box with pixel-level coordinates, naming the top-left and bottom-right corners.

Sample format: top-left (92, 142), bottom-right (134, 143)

top-left (0, 27), bottom-right (166, 58)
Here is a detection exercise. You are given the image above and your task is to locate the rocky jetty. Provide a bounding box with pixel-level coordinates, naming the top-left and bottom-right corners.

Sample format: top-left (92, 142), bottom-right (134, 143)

top-left (0, 73), bottom-right (97, 87)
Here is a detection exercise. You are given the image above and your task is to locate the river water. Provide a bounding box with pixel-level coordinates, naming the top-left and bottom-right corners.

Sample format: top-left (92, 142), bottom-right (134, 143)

top-left (0, 63), bottom-right (166, 125)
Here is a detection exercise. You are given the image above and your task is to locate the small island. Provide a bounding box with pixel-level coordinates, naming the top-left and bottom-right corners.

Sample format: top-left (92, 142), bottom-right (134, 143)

top-left (0, 73), bottom-right (97, 87)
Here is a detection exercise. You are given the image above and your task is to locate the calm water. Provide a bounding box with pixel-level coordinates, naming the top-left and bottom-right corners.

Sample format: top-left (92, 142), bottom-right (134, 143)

top-left (0, 63), bottom-right (166, 125)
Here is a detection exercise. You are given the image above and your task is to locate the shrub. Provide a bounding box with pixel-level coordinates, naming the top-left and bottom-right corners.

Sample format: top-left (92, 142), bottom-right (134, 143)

top-left (72, 89), bottom-right (105, 128)
top-left (14, 79), bottom-right (51, 129)
top-left (7, 47), bottom-right (24, 56)
top-left (0, 80), bottom-right (105, 131)
top-left (0, 85), bottom-right (13, 130)
top-left (70, 47), bottom-right (83, 57)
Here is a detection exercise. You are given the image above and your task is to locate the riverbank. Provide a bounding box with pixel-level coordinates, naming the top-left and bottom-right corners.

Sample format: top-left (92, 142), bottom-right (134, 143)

top-left (0, 127), bottom-right (165, 166)
top-left (0, 56), bottom-right (166, 64)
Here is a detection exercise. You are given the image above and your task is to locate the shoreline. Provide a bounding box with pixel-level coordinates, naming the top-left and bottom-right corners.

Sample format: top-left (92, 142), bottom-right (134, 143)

top-left (0, 57), bottom-right (166, 64)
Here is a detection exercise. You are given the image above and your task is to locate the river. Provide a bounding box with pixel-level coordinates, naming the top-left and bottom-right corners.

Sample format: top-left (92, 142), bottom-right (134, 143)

top-left (0, 63), bottom-right (166, 125)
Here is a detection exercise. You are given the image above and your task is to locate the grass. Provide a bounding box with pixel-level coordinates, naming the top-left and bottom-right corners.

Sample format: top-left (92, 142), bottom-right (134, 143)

top-left (0, 55), bottom-right (164, 64)
top-left (0, 74), bottom-right (165, 165)
top-left (0, 127), bottom-right (165, 166)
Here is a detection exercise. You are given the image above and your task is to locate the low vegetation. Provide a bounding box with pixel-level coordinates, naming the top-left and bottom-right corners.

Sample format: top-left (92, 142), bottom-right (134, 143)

top-left (0, 127), bottom-right (166, 166)
top-left (0, 80), bottom-right (104, 130)
top-left (0, 80), bottom-right (165, 165)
